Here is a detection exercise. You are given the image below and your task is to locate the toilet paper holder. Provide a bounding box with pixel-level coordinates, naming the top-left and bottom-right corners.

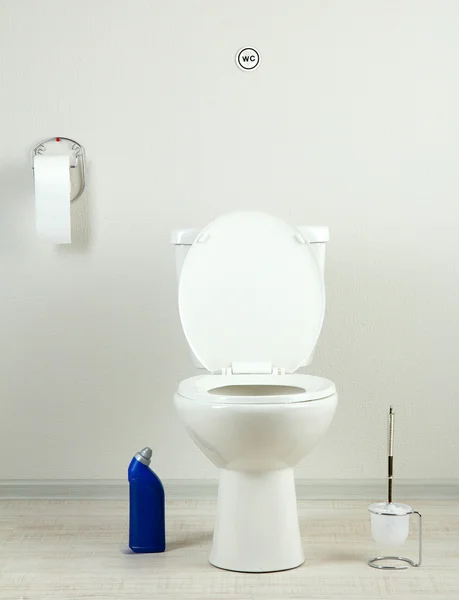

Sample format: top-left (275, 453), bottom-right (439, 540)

top-left (32, 137), bottom-right (86, 203)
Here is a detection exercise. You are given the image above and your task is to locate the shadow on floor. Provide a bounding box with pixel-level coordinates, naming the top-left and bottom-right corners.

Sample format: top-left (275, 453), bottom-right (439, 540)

top-left (166, 532), bottom-right (213, 551)
top-left (120, 532), bottom-right (213, 554)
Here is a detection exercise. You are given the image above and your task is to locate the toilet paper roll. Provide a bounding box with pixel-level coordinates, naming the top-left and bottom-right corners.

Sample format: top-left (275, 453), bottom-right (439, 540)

top-left (34, 154), bottom-right (71, 244)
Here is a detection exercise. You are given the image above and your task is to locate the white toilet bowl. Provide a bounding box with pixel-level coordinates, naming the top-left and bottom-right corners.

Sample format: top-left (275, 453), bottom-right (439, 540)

top-left (172, 210), bottom-right (337, 572)
top-left (174, 374), bottom-right (337, 572)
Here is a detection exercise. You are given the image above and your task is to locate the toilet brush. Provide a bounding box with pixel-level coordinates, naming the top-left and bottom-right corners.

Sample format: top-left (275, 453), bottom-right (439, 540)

top-left (367, 406), bottom-right (422, 569)
top-left (388, 406), bottom-right (394, 504)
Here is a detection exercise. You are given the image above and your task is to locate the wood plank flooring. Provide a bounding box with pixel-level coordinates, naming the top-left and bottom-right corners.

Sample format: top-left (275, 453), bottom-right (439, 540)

top-left (0, 499), bottom-right (458, 599)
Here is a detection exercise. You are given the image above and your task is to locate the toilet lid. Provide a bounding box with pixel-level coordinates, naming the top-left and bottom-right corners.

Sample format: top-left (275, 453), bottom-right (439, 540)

top-left (178, 211), bottom-right (325, 374)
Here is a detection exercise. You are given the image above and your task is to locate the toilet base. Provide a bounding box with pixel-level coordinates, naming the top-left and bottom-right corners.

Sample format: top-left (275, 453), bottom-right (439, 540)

top-left (209, 468), bottom-right (304, 573)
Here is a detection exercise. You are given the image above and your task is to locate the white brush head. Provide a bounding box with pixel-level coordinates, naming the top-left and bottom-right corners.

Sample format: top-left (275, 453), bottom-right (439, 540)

top-left (368, 502), bottom-right (412, 546)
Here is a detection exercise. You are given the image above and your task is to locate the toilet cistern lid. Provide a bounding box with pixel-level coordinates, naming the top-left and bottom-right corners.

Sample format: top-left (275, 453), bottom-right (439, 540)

top-left (178, 211), bottom-right (325, 374)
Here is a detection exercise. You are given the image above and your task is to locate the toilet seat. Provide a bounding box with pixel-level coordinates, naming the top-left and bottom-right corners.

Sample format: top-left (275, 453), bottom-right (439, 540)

top-left (179, 211), bottom-right (325, 376)
top-left (176, 374), bottom-right (336, 404)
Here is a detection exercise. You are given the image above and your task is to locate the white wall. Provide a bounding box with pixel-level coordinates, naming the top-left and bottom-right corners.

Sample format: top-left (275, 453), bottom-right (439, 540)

top-left (1, 0), bottom-right (458, 481)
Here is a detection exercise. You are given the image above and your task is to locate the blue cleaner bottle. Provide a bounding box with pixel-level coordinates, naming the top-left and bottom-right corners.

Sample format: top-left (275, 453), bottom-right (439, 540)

top-left (128, 447), bottom-right (165, 553)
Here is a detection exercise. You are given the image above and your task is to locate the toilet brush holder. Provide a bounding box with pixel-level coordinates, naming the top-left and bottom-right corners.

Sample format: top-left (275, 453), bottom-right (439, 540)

top-left (368, 502), bottom-right (422, 569)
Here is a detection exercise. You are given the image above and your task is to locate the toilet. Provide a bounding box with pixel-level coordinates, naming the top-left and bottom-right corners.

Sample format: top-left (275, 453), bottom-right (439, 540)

top-left (171, 211), bottom-right (338, 573)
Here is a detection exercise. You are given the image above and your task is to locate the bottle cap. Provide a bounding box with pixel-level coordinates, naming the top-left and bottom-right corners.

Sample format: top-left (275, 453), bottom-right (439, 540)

top-left (134, 447), bottom-right (152, 466)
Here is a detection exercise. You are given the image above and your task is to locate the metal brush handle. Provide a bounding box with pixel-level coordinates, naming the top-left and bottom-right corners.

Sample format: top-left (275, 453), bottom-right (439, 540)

top-left (388, 406), bottom-right (394, 503)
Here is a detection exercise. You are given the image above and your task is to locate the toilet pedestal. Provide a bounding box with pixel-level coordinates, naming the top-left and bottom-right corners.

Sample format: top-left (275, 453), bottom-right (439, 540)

top-left (209, 468), bottom-right (305, 573)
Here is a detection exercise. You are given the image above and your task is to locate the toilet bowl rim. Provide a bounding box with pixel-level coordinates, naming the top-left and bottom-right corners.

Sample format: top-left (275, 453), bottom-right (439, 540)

top-left (175, 373), bottom-right (336, 405)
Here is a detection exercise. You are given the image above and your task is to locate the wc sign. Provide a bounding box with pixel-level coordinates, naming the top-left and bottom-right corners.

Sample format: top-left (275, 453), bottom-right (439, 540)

top-left (236, 47), bottom-right (261, 71)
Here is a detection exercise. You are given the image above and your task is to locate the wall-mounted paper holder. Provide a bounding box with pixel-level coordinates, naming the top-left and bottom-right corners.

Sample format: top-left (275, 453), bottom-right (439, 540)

top-left (32, 137), bottom-right (86, 203)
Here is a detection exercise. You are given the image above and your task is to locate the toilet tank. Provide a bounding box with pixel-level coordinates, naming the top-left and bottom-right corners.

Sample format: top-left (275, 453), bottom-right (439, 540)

top-left (171, 224), bottom-right (329, 370)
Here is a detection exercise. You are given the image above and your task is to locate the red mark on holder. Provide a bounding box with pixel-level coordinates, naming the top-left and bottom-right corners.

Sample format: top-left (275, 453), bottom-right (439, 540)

top-left (56, 137), bottom-right (61, 142)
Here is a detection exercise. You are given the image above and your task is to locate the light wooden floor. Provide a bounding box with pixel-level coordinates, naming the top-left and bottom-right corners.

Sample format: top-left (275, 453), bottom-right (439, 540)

top-left (0, 499), bottom-right (458, 600)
